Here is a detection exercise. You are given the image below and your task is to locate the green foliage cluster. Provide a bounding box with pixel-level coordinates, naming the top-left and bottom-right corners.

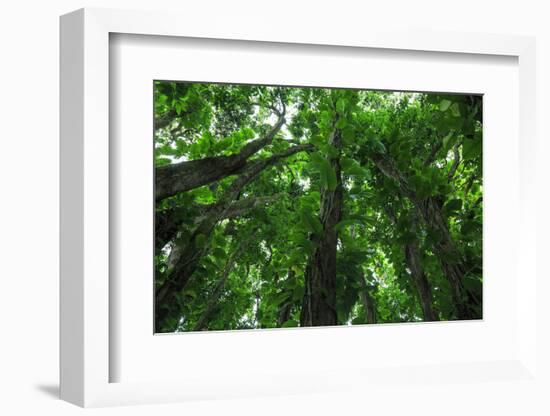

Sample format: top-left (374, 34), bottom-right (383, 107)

top-left (154, 81), bottom-right (482, 332)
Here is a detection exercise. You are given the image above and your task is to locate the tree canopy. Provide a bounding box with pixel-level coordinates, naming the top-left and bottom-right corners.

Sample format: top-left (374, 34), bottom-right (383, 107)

top-left (153, 81), bottom-right (483, 333)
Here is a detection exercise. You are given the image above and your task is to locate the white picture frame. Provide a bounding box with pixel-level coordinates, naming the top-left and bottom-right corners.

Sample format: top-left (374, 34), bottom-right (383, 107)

top-left (60, 7), bottom-right (539, 408)
top-left (111, 33), bottom-right (517, 384)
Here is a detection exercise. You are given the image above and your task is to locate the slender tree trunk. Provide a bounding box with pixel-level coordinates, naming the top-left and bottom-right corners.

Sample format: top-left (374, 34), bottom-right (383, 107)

top-left (276, 269), bottom-right (295, 327)
top-left (384, 204), bottom-right (438, 321)
top-left (300, 130), bottom-right (343, 327)
top-left (416, 197), bottom-right (479, 319)
top-left (372, 153), bottom-right (479, 320)
top-left (156, 194), bottom-right (281, 252)
top-left (359, 275), bottom-right (376, 324)
top-left (193, 237), bottom-right (252, 331)
top-left (404, 243), bottom-right (438, 321)
top-left (277, 302), bottom-right (293, 327)
top-left (155, 145), bottom-right (312, 330)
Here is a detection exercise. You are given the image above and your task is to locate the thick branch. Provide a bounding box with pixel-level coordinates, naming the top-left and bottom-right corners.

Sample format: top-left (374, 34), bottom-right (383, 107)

top-left (155, 109), bottom-right (178, 131)
top-left (156, 194), bottom-right (282, 251)
top-left (300, 129), bottom-right (342, 327)
top-left (155, 113), bottom-right (286, 201)
top-left (155, 144), bottom-right (312, 330)
top-left (371, 153), bottom-right (416, 200)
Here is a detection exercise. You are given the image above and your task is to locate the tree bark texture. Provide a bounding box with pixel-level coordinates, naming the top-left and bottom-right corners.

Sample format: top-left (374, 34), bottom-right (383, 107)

top-left (155, 194), bottom-right (282, 252)
top-left (155, 114), bottom-right (285, 201)
top-left (384, 204), bottom-right (438, 322)
top-left (193, 237), bottom-right (252, 331)
top-left (300, 130), bottom-right (343, 327)
top-left (155, 144), bottom-right (312, 330)
top-left (277, 270), bottom-right (295, 327)
top-left (359, 275), bottom-right (377, 324)
top-left (372, 152), bottom-right (479, 319)
top-left (404, 243), bottom-right (438, 321)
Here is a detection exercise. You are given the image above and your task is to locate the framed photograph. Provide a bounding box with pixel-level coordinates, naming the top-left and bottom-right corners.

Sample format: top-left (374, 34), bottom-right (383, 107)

top-left (60, 8), bottom-right (539, 408)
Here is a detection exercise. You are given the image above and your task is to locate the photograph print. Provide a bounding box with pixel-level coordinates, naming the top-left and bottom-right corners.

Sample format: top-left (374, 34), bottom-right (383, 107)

top-left (154, 81), bottom-right (483, 333)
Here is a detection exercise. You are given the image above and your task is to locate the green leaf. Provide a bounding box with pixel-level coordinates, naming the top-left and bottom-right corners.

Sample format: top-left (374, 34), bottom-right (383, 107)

top-left (319, 159), bottom-right (338, 191)
top-left (310, 135), bottom-right (326, 148)
top-left (342, 127), bottom-right (355, 145)
top-left (371, 138), bottom-right (386, 154)
top-left (319, 110), bottom-right (332, 127)
top-left (294, 236), bottom-right (316, 253)
top-left (292, 286), bottom-right (305, 302)
top-left (273, 291), bottom-right (290, 306)
top-left (340, 157), bottom-right (355, 171)
top-left (341, 157), bottom-right (367, 177)
top-left (450, 102), bottom-right (461, 117)
top-left (335, 117), bottom-right (347, 129)
top-left (281, 319), bottom-right (299, 328)
top-left (155, 157), bottom-right (172, 167)
top-left (444, 198), bottom-right (463, 213)
top-left (462, 138), bottom-right (482, 160)
top-left (461, 220), bottom-right (479, 235)
top-left (182, 289), bottom-right (197, 299)
top-left (439, 99), bottom-right (452, 112)
top-left (309, 152), bottom-right (325, 166)
top-left (301, 210), bottom-right (324, 235)
top-left (347, 164), bottom-right (368, 177)
top-left (325, 144), bottom-right (340, 158)
top-left (211, 247), bottom-right (226, 259)
top-left (349, 185), bottom-right (363, 195)
top-left (336, 98), bottom-right (346, 115)
top-left (334, 218), bottom-right (362, 232)
top-left (326, 165), bottom-right (338, 190)
top-left (442, 131), bottom-right (454, 151)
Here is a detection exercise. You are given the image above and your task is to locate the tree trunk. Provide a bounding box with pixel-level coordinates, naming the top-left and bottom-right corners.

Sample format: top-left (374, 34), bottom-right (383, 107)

top-left (277, 270), bottom-right (295, 327)
top-left (404, 243), bottom-right (438, 321)
top-left (384, 204), bottom-right (438, 322)
top-left (300, 130), bottom-right (343, 327)
top-left (416, 197), bottom-right (479, 319)
top-left (277, 302), bottom-right (293, 327)
top-left (155, 144), bottom-right (312, 330)
top-left (193, 237), bottom-right (252, 331)
top-left (372, 153), bottom-right (479, 320)
top-left (359, 275), bottom-right (376, 324)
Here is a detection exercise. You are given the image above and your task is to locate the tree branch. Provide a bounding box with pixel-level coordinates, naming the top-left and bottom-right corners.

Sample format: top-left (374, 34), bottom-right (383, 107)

top-left (155, 112), bottom-right (286, 201)
top-left (156, 194), bottom-right (283, 251)
top-left (193, 234), bottom-right (255, 331)
top-left (447, 141), bottom-right (461, 180)
top-left (424, 140), bottom-right (443, 167)
top-left (155, 144), bottom-right (312, 328)
top-left (371, 150), bottom-right (478, 319)
top-left (154, 108), bottom-right (178, 131)
top-left (359, 273), bottom-right (376, 324)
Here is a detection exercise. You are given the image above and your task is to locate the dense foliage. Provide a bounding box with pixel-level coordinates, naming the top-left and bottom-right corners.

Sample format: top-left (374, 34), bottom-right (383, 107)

top-left (154, 81), bottom-right (482, 332)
